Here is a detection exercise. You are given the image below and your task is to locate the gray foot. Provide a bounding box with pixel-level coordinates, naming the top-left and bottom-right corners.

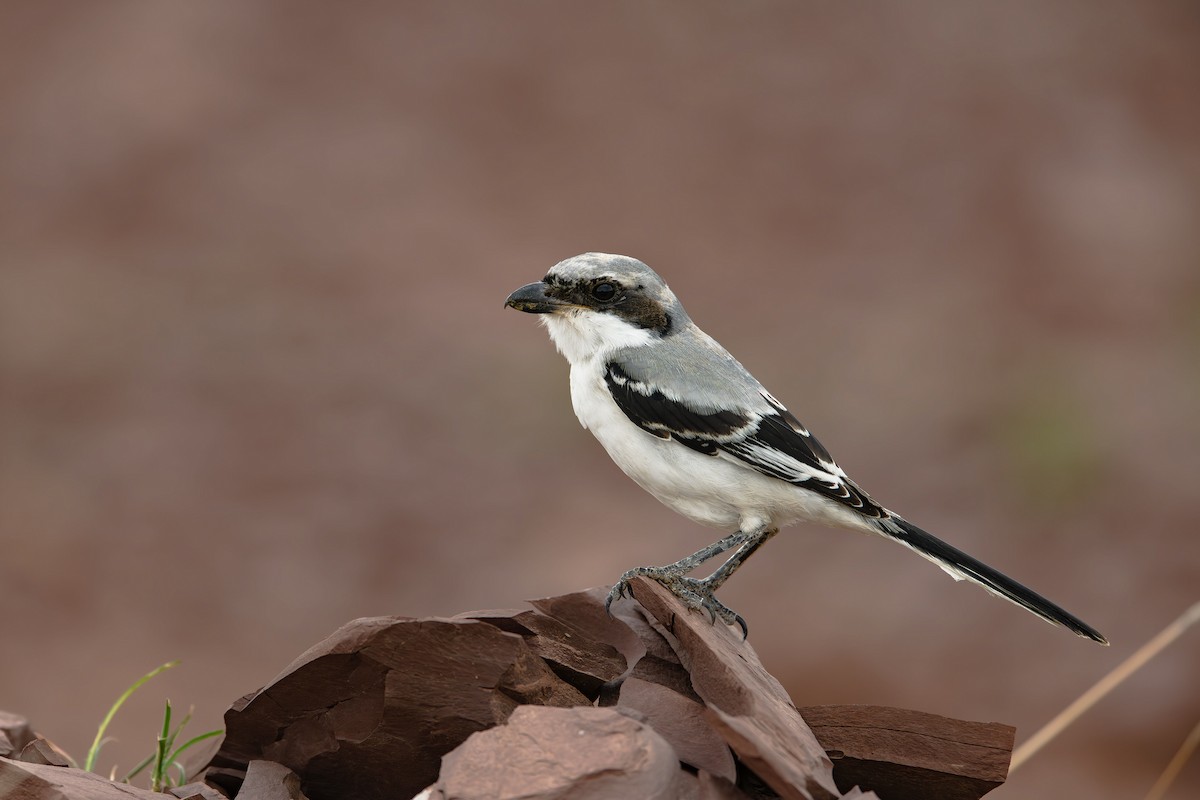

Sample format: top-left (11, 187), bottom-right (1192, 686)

top-left (606, 566), bottom-right (749, 639)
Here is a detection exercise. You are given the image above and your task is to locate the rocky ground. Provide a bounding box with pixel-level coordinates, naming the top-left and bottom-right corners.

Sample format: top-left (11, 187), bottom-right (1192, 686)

top-left (3, 581), bottom-right (1015, 800)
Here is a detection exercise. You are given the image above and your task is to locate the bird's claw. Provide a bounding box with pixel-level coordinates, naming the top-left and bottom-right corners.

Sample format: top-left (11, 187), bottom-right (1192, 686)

top-left (605, 568), bottom-right (649, 616)
top-left (605, 567), bottom-right (749, 639)
top-left (604, 579), bottom-right (631, 616)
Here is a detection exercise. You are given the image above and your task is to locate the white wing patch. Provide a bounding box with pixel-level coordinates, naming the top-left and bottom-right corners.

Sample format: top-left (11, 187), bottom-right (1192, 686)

top-left (719, 440), bottom-right (843, 486)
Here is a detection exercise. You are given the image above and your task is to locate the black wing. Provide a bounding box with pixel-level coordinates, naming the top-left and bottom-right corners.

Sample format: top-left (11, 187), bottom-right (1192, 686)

top-left (604, 362), bottom-right (749, 454)
top-left (604, 362), bottom-right (887, 517)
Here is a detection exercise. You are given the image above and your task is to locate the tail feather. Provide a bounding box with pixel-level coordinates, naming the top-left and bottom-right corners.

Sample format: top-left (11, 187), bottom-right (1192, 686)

top-left (880, 516), bottom-right (1108, 645)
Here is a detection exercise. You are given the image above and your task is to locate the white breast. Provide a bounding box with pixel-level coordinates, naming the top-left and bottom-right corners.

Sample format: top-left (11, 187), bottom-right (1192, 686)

top-left (566, 358), bottom-right (747, 529)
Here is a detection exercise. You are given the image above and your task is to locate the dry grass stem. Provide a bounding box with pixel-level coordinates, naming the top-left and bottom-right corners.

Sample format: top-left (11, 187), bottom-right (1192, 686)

top-left (1142, 717), bottom-right (1200, 800)
top-left (1009, 601), bottom-right (1200, 773)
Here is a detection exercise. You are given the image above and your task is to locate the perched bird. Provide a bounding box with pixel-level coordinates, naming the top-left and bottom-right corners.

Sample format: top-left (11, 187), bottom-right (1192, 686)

top-left (505, 252), bottom-right (1107, 644)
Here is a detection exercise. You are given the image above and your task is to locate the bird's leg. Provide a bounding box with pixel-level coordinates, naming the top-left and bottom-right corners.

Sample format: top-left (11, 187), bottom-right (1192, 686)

top-left (606, 527), bottom-right (776, 638)
top-left (606, 530), bottom-right (752, 611)
top-left (680, 528), bottom-right (778, 636)
top-left (698, 527), bottom-right (778, 594)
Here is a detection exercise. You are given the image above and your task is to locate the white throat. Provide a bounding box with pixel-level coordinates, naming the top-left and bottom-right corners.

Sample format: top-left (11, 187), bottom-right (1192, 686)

top-left (542, 310), bottom-right (655, 365)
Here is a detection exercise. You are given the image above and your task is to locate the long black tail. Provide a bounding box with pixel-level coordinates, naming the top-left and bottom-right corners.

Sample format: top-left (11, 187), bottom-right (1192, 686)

top-left (880, 516), bottom-right (1108, 645)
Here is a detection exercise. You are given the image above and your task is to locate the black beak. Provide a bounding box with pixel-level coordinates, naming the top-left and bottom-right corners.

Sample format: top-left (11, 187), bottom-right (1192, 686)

top-left (504, 281), bottom-right (568, 314)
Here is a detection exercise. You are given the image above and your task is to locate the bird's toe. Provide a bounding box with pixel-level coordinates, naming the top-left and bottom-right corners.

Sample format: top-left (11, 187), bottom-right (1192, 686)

top-left (607, 567), bottom-right (749, 637)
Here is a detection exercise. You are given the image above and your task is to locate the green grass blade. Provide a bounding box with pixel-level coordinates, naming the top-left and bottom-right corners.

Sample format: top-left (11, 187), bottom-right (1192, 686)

top-left (167, 728), bottom-right (223, 766)
top-left (123, 752), bottom-right (155, 783)
top-left (83, 660), bottom-right (179, 773)
top-left (163, 706), bottom-right (192, 755)
top-left (151, 699), bottom-right (172, 792)
top-left (170, 760), bottom-right (188, 787)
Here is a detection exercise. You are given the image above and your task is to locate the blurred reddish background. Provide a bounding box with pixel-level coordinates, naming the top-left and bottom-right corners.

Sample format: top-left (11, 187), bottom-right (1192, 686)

top-left (2, 2), bottom-right (1198, 797)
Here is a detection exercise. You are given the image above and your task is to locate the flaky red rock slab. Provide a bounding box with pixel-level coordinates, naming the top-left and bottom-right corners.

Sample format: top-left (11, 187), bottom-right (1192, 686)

top-left (528, 588), bottom-right (651, 670)
top-left (799, 705), bottom-right (1013, 800)
top-left (0, 758), bottom-right (171, 799)
top-left (462, 604), bottom-right (627, 699)
top-left (617, 676), bottom-right (736, 782)
top-left (214, 616), bottom-right (588, 800)
top-left (237, 759), bottom-right (309, 800)
top-left (0, 713), bottom-right (34, 759)
top-left (426, 705), bottom-right (683, 800)
top-left (626, 577), bottom-right (841, 800)
top-left (675, 769), bottom-right (758, 799)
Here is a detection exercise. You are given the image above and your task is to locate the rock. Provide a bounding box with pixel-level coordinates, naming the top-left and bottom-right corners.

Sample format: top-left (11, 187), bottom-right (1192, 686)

top-left (18, 737), bottom-right (71, 767)
top-left (426, 705), bottom-right (683, 800)
top-left (236, 760), bottom-right (308, 800)
top-left (169, 781), bottom-right (229, 800)
top-left (676, 770), bottom-right (757, 799)
top-left (617, 676), bottom-right (736, 781)
top-left (528, 588), bottom-right (649, 669)
top-left (464, 604), bottom-right (627, 699)
top-left (626, 576), bottom-right (841, 800)
top-left (212, 616), bottom-right (589, 800)
top-left (198, 586), bottom-right (1013, 799)
top-left (628, 651), bottom-right (702, 702)
top-left (452, 609), bottom-right (535, 635)
top-left (798, 705), bottom-right (1014, 800)
top-left (0, 758), bottom-right (169, 799)
top-left (0, 712), bottom-right (34, 759)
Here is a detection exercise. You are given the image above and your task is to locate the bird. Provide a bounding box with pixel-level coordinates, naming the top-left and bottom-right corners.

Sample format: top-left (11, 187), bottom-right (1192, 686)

top-left (504, 252), bottom-right (1107, 644)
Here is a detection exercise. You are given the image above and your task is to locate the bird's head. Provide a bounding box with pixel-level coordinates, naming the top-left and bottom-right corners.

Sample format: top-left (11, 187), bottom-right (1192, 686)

top-left (505, 253), bottom-right (686, 363)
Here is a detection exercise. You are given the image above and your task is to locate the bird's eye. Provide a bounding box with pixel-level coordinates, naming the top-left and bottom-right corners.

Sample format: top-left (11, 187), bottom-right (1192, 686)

top-left (591, 282), bottom-right (618, 302)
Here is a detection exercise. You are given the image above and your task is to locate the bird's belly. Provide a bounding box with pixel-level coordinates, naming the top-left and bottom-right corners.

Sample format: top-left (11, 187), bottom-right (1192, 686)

top-left (604, 427), bottom-right (746, 529)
